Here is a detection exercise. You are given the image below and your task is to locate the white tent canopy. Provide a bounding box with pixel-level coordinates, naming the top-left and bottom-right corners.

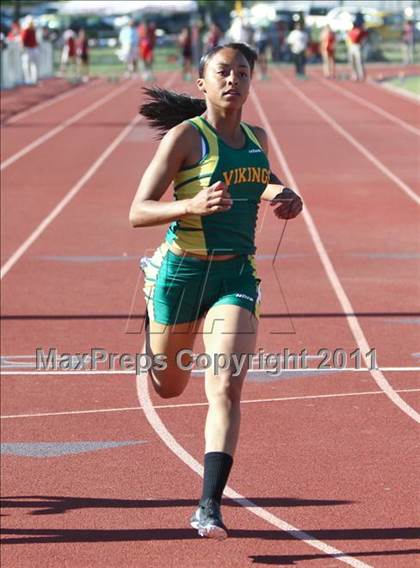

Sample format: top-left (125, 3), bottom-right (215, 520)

top-left (58, 0), bottom-right (197, 16)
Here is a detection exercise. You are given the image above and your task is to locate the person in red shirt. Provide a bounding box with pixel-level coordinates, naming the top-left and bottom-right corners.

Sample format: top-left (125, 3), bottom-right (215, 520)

top-left (178, 26), bottom-right (193, 81)
top-left (347, 23), bottom-right (367, 81)
top-left (205, 23), bottom-right (222, 51)
top-left (60, 28), bottom-right (77, 78)
top-left (7, 21), bottom-right (21, 42)
top-left (76, 28), bottom-right (89, 82)
top-left (20, 17), bottom-right (39, 85)
top-left (21, 19), bottom-right (38, 49)
top-left (320, 24), bottom-right (336, 79)
top-left (138, 21), bottom-right (156, 81)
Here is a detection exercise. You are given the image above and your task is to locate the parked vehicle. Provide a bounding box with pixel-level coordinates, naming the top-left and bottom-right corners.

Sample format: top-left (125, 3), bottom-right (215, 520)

top-left (305, 5), bottom-right (329, 30)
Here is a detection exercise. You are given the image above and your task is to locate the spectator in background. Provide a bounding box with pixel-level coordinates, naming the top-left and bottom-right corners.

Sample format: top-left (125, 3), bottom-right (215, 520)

top-left (59, 28), bottom-right (77, 78)
top-left (320, 24), bottom-right (336, 79)
top-left (402, 20), bottom-right (415, 65)
top-left (76, 28), bottom-right (89, 82)
top-left (347, 21), bottom-right (367, 81)
top-left (205, 23), bottom-right (223, 52)
top-left (20, 16), bottom-right (39, 85)
top-left (227, 15), bottom-right (253, 45)
top-left (191, 19), bottom-right (203, 70)
top-left (306, 32), bottom-right (321, 64)
top-left (7, 20), bottom-right (21, 43)
top-left (254, 26), bottom-right (270, 80)
top-left (178, 26), bottom-right (193, 81)
top-left (138, 21), bottom-right (156, 82)
top-left (286, 22), bottom-right (308, 78)
top-left (272, 20), bottom-right (287, 62)
top-left (41, 25), bottom-right (50, 42)
top-left (118, 19), bottom-right (139, 78)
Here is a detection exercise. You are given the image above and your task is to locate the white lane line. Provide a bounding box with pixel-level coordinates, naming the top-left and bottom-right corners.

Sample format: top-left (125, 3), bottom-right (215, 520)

top-left (274, 71), bottom-right (420, 206)
top-left (5, 79), bottom-right (101, 125)
top-left (318, 77), bottom-right (420, 137)
top-left (136, 368), bottom-right (371, 568)
top-left (2, 388), bottom-right (419, 419)
top-left (0, 74), bottom-right (175, 280)
top-left (1, 80), bottom-right (131, 171)
top-left (251, 87), bottom-right (420, 424)
top-left (1, 367), bottom-right (419, 375)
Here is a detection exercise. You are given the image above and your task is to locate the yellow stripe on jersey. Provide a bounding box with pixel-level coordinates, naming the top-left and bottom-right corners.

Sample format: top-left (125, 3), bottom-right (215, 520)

top-left (241, 123), bottom-right (263, 150)
top-left (170, 116), bottom-right (221, 254)
top-left (174, 117), bottom-right (219, 190)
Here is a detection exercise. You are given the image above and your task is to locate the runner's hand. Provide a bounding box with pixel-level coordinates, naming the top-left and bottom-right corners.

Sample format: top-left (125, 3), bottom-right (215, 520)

top-left (270, 187), bottom-right (303, 220)
top-left (186, 181), bottom-right (232, 216)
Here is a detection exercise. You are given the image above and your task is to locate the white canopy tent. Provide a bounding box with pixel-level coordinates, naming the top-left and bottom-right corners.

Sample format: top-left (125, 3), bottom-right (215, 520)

top-left (58, 0), bottom-right (197, 16)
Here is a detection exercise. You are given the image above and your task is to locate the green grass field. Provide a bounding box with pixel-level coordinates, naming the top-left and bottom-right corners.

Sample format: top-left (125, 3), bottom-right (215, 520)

top-left (53, 43), bottom-right (419, 80)
top-left (54, 46), bottom-right (180, 78)
top-left (387, 75), bottom-right (420, 95)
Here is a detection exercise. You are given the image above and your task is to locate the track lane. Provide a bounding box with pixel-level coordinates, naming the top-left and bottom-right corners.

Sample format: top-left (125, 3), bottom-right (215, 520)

top-left (281, 72), bottom-right (420, 194)
top-left (315, 76), bottom-right (420, 136)
top-left (0, 81), bottom-right (134, 172)
top-left (274, 70), bottom-right (419, 205)
top-left (5, 79), bottom-right (107, 125)
top-left (1, 72), bottom-right (419, 567)
top-left (309, 67), bottom-right (420, 126)
top-left (2, 74), bottom-right (416, 402)
top-left (252, 75), bottom-right (419, 377)
top-left (130, 77), bottom-right (415, 566)
top-left (1, 81), bottom-right (122, 164)
top-left (142, 381), bottom-right (419, 568)
top-left (0, 81), bottom-right (151, 266)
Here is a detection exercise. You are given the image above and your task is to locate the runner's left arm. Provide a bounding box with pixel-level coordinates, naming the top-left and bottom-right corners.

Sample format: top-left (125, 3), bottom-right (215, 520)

top-left (251, 126), bottom-right (303, 219)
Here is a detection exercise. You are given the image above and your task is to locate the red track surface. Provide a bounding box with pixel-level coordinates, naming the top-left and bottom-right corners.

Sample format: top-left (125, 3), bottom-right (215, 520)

top-left (0, 78), bottom-right (90, 125)
top-left (1, 66), bottom-right (419, 568)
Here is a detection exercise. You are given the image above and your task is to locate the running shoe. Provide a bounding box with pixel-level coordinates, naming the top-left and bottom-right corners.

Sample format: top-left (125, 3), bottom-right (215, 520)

top-left (190, 499), bottom-right (228, 540)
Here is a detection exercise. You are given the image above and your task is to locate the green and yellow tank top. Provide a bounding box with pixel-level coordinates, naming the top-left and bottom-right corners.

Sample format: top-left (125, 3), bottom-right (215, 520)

top-left (165, 116), bottom-right (270, 255)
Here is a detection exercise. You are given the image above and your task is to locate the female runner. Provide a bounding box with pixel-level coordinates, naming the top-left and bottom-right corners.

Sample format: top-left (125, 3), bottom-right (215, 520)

top-left (129, 42), bottom-right (303, 540)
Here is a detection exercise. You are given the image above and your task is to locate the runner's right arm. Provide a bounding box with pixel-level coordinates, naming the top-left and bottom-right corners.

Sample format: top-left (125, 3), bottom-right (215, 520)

top-left (129, 123), bottom-right (231, 227)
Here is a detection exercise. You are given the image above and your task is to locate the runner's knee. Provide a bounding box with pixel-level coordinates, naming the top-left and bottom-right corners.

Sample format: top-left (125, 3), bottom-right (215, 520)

top-left (153, 384), bottom-right (186, 399)
top-left (207, 371), bottom-right (244, 404)
top-left (149, 368), bottom-right (189, 399)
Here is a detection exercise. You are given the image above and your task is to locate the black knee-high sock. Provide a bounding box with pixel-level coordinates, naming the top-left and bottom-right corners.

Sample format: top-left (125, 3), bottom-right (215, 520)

top-left (200, 452), bottom-right (233, 505)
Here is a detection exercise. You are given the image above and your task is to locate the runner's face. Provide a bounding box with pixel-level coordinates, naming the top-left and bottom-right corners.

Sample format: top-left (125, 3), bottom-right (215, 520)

top-left (198, 48), bottom-right (251, 110)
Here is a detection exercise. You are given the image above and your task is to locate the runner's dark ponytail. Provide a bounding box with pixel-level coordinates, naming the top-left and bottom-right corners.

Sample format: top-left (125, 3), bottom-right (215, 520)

top-left (139, 43), bottom-right (257, 138)
top-left (139, 87), bottom-right (206, 138)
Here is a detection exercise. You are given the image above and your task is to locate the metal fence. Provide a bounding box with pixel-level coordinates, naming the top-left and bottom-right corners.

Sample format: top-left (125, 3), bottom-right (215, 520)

top-left (1, 41), bottom-right (54, 89)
